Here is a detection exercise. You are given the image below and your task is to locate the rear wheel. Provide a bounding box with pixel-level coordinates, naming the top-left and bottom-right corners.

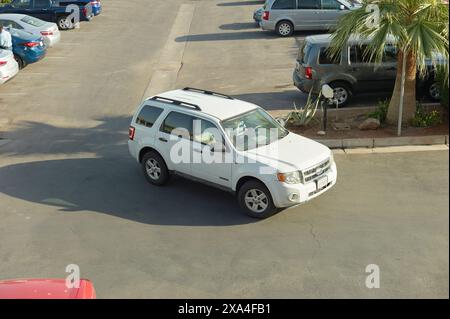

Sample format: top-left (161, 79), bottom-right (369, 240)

top-left (238, 180), bottom-right (277, 219)
top-left (141, 151), bottom-right (169, 186)
top-left (329, 81), bottom-right (352, 107)
top-left (57, 15), bottom-right (73, 30)
top-left (14, 54), bottom-right (25, 70)
top-left (276, 20), bottom-right (294, 37)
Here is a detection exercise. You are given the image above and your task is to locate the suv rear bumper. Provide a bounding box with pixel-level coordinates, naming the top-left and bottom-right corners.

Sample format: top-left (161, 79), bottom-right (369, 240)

top-left (259, 20), bottom-right (275, 31)
top-left (268, 162), bottom-right (337, 208)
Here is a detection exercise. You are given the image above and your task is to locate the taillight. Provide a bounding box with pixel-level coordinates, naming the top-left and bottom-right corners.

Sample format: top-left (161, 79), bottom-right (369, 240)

top-left (41, 31), bottom-right (53, 36)
top-left (82, 7), bottom-right (87, 15)
top-left (262, 11), bottom-right (270, 20)
top-left (22, 42), bottom-right (40, 47)
top-left (305, 67), bottom-right (313, 79)
top-left (0, 61), bottom-right (7, 67)
top-left (129, 126), bottom-right (135, 140)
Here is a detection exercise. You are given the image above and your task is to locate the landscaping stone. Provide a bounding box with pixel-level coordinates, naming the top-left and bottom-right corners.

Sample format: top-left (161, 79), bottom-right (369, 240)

top-left (358, 118), bottom-right (380, 130)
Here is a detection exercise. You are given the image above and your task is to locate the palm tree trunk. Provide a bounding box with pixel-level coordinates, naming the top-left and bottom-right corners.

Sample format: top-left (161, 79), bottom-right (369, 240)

top-left (386, 50), bottom-right (417, 124)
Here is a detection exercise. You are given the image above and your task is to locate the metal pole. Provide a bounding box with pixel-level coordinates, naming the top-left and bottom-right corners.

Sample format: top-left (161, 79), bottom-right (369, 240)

top-left (397, 48), bottom-right (408, 136)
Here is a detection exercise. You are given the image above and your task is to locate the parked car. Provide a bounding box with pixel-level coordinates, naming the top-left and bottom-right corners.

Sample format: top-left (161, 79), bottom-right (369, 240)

top-left (0, 14), bottom-right (60, 47)
top-left (293, 34), bottom-right (446, 107)
top-left (0, 49), bottom-right (19, 85)
top-left (0, 0), bottom-right (94, 30)
top-left (0, 278), bottom-right (96, 299)
top-left (259, 0), bottom-right (359, 36)
top-left (7, 27), bottom-right (46, 69)
top-left (128, 87), bottom-right (337, 219)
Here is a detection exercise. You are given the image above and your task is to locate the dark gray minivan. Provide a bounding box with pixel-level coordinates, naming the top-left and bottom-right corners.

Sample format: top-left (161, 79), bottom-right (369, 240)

top-left (293, 34), bottom-right (443, 106)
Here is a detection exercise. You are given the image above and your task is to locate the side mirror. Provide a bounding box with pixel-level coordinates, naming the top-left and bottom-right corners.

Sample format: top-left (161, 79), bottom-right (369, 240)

top-left (321, 84), bottom-right (334, 99)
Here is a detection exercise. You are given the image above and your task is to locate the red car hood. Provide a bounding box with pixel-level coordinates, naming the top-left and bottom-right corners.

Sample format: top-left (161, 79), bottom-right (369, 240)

top-left (0, 278), bottom-right (96, 299)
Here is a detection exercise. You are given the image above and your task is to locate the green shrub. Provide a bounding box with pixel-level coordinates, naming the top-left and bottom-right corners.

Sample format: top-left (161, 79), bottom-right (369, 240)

top-left (411, 102), bottom-right (442, 127)
top-left (368, 99), bottom-right (389, 123)
top-left (436, 66), bottom-right (449, 109)
top-left (0, 0), bottom-right (12, 4)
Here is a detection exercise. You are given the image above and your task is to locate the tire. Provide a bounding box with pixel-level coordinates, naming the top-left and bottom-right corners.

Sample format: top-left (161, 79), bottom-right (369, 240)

top-left (427, 82), bottom-right (440, 101)
top-left (329, 81), bottom-right (352, 107)
top-left (14, 54), bottom-right (25, 70)
top-left (57, 15), bottom-right (73, 30)
top-left (237, 180), bottom-right (277, 219)
top-left (276, 20), bottom-right (294, 37)
top-left (141, 151), bottom-right (169, 186)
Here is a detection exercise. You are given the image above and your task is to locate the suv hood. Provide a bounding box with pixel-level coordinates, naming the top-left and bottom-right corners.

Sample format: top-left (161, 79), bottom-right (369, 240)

top-left (244, 133), bottom-right (331, 173)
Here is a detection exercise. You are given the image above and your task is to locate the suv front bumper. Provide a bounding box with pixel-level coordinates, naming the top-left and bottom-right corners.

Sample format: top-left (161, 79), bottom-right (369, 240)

top-left (268, 162), bottom-right (337, 208)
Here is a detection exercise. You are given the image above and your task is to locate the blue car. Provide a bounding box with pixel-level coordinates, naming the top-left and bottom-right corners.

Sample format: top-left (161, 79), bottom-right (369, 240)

top-left (62, 1), bottom-right (102, 16)
top-left (8, 28), bottom-right (47, 69)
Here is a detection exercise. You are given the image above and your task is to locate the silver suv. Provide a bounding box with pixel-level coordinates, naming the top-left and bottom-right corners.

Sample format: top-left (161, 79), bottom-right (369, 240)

top-left (259, 0), bottom-right (358, 37)
top-left (293, 34), bottom-right (444, 107)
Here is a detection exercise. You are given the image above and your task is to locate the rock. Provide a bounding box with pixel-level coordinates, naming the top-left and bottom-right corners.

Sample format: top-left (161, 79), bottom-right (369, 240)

top-left (359, 118), bottom-right (380, 130)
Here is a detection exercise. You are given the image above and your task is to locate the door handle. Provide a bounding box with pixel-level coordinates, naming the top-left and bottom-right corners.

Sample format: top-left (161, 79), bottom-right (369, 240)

top-left (158, 137), bottom-right (168, 142)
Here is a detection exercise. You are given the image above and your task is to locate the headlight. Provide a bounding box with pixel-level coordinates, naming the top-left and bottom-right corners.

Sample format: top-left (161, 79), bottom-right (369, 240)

top-left (330, 152), bottom-right (335, 165)
top-left (277, 171), bottom-right (301, 184)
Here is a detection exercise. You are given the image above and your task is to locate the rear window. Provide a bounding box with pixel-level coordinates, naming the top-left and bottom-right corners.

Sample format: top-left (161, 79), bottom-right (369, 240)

top-left (21, 16), bottom-right (46, 27)
top-left (272, 0), bottom-right (296, 9)
top-left (136, 105), bottom-right (163, 128)
top-left (298, 42), bottom-right (312, 64)
top-left (318, 47), bottom-right (340, 64)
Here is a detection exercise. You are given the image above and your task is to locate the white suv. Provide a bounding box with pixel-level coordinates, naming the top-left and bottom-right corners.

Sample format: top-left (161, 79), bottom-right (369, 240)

top-left (128, 88), bottom-right (337, 218)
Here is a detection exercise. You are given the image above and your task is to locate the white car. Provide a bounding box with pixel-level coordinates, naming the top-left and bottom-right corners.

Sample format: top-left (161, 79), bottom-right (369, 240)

top-left (0, 14), bottom-right (60, 48)
top-left (128, 88), bottom-right (337, 218)
top-left (0, 49), bottom-right (19, 85)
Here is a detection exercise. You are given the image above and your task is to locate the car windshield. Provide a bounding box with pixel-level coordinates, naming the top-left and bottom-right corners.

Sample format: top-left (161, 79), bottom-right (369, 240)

top-left (21, 16), bottom-right (46, 27)
top-left (221, 108), bottom-right (289, 151)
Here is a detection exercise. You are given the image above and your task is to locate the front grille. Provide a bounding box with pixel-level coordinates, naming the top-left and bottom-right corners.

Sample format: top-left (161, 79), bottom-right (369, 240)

top-left (301, 158), bottom-right (331, 183)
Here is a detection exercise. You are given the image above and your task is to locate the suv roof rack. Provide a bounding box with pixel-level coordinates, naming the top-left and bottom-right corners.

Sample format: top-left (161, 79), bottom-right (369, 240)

top-left (183, 87), bottom-right (234, 100)
top-left (150, 96), bottom-right (202, 111)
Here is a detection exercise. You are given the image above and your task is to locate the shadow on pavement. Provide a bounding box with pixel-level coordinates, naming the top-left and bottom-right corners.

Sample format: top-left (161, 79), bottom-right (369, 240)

top-left (176, 31), bottom-right (277, 42)
top-left (217, 0), bottom-right (265, 6)
top-left (0, 117), bottom-right (256, 226)
top-left (219, 22), bottom-right (259, 31)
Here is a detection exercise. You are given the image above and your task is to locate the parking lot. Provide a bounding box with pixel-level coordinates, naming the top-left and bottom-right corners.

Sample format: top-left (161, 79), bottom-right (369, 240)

top-left (0, 0), bottom-right (448, 298)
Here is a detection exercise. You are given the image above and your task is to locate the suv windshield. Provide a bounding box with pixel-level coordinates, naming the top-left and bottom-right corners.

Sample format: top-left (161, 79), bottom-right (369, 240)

top-left (221, 108), bottom-right (289, 151)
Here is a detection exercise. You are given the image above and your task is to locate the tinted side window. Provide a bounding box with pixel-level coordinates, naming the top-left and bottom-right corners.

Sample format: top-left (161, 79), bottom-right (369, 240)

top-left (193, 119), bottom-right (223, 146)
top-left (350, 45), bottom-right (374, 63)
top-left (321, 0), bottom-right (341, 9)
top-left (298, 0), bottom-right (321, 9)
top-left (272, 0), bottom-right (296, 9)
top-left (318, 47), bottom-right (340, 64)
top-left (161, 112), bottom-right (194, 140)
top-left (34, 0), bottom-right (50, 8)
top-left (136, 105), bottom-right (163, 128)
top-left (11, 0), bottom-right (31, 8)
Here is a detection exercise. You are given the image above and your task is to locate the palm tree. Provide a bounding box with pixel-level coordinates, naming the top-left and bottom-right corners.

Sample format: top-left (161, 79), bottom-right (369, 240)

top-left (329, 0), bottom-right (449, 125)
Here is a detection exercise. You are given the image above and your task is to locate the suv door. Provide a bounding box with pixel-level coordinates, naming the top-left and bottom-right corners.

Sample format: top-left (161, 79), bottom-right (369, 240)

top-left (33, 0), bottom-right (53, 21)
top-left (191, 118), bottom-right (232, 188)
top-left (295, 0), bottom-right (322, 30)
top-left (348, 44), bottom-right (397, 93)
top-left (156, 111), bottom-right (194, 175)
top-left (319, 0), bottom-right (349, 29)
top-left (270, 0), bottom-right (296, 23)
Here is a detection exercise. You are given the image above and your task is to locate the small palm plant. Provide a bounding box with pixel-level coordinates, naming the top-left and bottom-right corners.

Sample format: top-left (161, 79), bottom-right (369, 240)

top-left (286, 89), bottom-right (322, 127)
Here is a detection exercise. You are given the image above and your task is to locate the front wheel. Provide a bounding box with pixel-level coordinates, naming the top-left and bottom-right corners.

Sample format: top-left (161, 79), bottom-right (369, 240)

top-left (427, 82), bottom-right (440, 101)
top-left (238, 180), bottom-right (277, 219)
top-left (276, 20), bottom-right (294, 37)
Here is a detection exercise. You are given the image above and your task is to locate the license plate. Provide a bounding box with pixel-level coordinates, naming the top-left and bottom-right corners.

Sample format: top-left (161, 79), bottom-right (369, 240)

top-left (316, 176), bottom-right (328, 190)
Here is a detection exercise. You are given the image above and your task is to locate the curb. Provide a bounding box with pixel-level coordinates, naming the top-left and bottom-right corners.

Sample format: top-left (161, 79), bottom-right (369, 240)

top-left (316, 135), bottom-right (449, 150)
